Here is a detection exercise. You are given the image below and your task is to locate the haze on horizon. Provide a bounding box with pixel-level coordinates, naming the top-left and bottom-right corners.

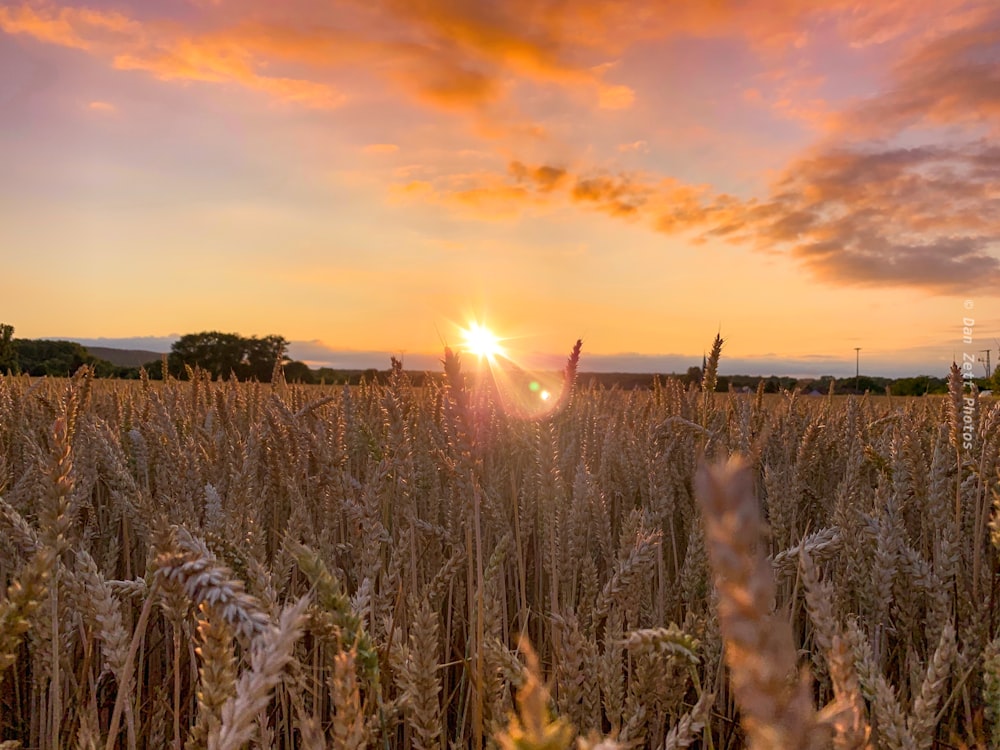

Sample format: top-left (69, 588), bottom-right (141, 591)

top-left (1, 0), bottom-right (998, 379)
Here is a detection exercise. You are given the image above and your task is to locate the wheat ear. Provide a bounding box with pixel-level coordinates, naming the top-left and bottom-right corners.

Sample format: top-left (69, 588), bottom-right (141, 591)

top-left (696, 456), bottom-right (827, 750)
top-left (211, 596), bottom-right (309, 750)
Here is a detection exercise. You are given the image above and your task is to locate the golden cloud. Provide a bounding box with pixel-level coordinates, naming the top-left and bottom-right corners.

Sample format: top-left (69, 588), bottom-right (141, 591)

top-left (393, 159), bottom-right (740, 230)
top-left (1, 3), bottom-right (345, 108)
top-left (0, 0), bottom-right (638, 116)
top-left (0, 3), bottom-right (138, 50)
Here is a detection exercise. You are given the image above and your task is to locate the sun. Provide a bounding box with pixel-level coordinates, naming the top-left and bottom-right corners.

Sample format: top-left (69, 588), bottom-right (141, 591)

top-left (461, 322), bottom-right (505, 361)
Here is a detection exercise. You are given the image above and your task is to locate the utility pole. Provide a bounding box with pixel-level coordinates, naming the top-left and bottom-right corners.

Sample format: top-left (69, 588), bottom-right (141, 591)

top-left (854, 347), bottom-right (861, 394)
top-left (980, 349), bottom-right (991, 380)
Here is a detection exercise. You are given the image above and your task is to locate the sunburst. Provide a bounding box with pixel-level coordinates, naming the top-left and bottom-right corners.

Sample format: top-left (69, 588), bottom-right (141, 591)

top-left (460, 322), bottom-right (505, 362)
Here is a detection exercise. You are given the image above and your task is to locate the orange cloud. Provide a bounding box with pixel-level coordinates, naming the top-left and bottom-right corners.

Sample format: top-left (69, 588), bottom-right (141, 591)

top-left (1, 3), bottom-right (345, 108)
top-left (7, 0), bottom-right (997, 296)
top-left (397, 138), bottom-right (1000, 293)
top-left (0, 3), bottom-right (137, 49)
top-left (86, 100), bottom-right (115, 112)
top-left (390, 171), bottom-right (540, 220)
top-left (377, 0), bottom-right (593, 83)
top-left (113, 40), bottom-right (345, 108)
top-left (5, 0), bottom-right (986, 122)
top-left (390, 57), bottom-right (500, 109)
top-left (508, 161), bottom-right (567, 191)
top-left (9, 0), bottom-right (936, 128)
top-left (394, 159), bottom-right (741, 231)
top-left (0, 0), bottom-right (649, 118)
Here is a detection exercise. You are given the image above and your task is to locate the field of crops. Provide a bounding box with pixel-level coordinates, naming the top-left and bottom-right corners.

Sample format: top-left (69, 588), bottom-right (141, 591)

top-left (1, 345), bottom-right (998, 749)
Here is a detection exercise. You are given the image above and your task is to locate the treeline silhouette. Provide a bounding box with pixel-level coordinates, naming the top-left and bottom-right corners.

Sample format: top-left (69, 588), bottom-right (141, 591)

top-left (0, 323), bottom-right (992, 394)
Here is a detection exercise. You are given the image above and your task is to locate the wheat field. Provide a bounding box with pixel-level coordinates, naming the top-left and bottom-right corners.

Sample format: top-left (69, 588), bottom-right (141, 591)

top-left (1, 341), bottom-right (998, 749)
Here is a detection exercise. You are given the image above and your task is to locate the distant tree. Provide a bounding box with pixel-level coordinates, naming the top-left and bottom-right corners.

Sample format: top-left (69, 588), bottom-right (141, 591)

top-left (848, 375), bottom-right (887, 394)
top-left (168, 332), bottom-right (289, 381)
top-left (315, 367), bottom-right (344, 385)
top-left (243, 334), bottom-right (289, 381)
top-left (684, 366), bottom-right (703, 387)
top-left (891, 375), bottom-right (947, 396)
top-left (169, 332), bottom-right (243, 379)
top-left (13, 339), bottom-right (107, 377)
top-left (141, 358), bottom-right (166, 380)
top-left (0, 324), bottom-right (17, 374)
top-left (112, 365), bottom-right (142, 379)
top-left (283, 360), bottom-right (316, 384)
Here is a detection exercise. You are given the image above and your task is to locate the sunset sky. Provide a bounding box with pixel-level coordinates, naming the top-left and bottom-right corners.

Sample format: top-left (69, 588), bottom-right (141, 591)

top-left (1, 0), bottom-right (998, 377)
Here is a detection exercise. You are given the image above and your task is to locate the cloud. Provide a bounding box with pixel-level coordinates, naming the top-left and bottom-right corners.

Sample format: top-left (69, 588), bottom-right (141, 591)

top-left (390, 56), bottom-right (501, 108)
top-left (833, 0), bottom-right (991, 48)
top-left (717, 9), bottom-right (1000, 292)
top-left (1, 3), bottom-right (346, 108)
top-left (0, 3), bottom-right (138, 50)
top-left (7, 0), bottom-right (999, 295)
top-left (841, 13), bottom-right (1000, 137)
top-left (508, 161), bottom-right (567, 191)
top-left (0, 0), bottom-right (633, 116)
top-left (571, 174), bottom-right (649, 217)
top-left (375, 0), bottom-right (607, 85)
top-left (393, 158), bottom-right (740, 229)
top-left (110, 36), bottom-right (346, 108)
top-left (396, 137), bottom-right (1000, 293)
top-left (86, 100), bottom-right (115, 112)
top-left (4, 0), bottom-right (989, 122)
top-left (473, 5), bottom-right (1000, 293)
top-left (709, 142), bottom-right (1000, 292)
top-left (390, 172), bottom-right (538, 220)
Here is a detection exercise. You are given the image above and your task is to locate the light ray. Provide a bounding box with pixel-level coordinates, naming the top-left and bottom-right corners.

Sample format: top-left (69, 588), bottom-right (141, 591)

top-left (460, 321), bottom-right (505, 362)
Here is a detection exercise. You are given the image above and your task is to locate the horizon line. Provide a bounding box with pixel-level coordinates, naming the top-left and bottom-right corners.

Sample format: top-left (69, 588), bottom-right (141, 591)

top-left (57, 336), bottom-right (978, 381)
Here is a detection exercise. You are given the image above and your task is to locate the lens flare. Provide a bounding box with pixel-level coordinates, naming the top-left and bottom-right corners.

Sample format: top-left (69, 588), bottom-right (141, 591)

top-left (486, 358), bottom-right (570, 420)
top-left (460, 322), bottom-right (505, 361)
top-left (450, 318), bottom-right (581, 421)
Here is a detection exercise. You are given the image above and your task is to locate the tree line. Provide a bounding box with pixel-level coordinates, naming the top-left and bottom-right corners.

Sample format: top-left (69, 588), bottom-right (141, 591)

top-left (2, 323), bottom-right (998, 391)
top-left (0, 327), bottom-right (297, 382)
top-left (0, 326), bottom-right (382, 385)
top-left (1, 324), bottom-right (130, 378)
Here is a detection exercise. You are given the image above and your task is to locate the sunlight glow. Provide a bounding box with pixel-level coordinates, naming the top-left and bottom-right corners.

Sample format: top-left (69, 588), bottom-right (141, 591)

top-left (460, 322), bottom-right (505, 361)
